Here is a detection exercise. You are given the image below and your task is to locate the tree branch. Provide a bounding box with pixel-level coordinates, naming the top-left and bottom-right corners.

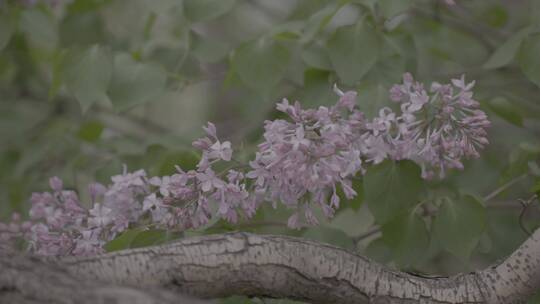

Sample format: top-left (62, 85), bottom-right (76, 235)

top-left (0, 254), bottom-right (211, 304)
top-left (43, 230), bottom-right (540, 304)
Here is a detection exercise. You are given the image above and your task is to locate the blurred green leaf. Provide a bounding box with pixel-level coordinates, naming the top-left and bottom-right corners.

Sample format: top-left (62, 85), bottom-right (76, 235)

top-left (108, 53), bottom-right (167, 111)
top-left (519, 33), bottom-right (540, 88)
top-left (183, 0), bottom-right (236, 23)
top-left (365, 237), bottom-right (393, 264)
top-left (157, 150), bottom-right (199, 176)
top-left (300, 1), bottom-right (349, 44)
top-left (191, 31), bottom-right (230, 63)
top-left (273, 31), bottom-right (301, 41)
top-left (382, 212), bottom-right (429, 267)
top-left (532, 180), bottom-right (540, 197)
top-left (502, 147), bottom-right (537, 182)
top-left (232, 37), bottom-right (290, 92)
top-left (527, 290), bottom-right (540, 304)
top-left (19, 9), bottom-right (58, 51)
top-left (129, 229), bottom-right (163, 248)
top-left (432, 195), bottom-right (486, 259)
top-left (63, 45), bottom-right (113, 112)
top-left (414, 20), bottom-right (488, 75)
top-left (105, 228), bottom-right (182, 252)
top-left (60, 11), bottom-right (104, 47)
top-left (0, 13), bottom-right (15, 51)
top-left (377, 0), bottom-right (411, 18)
top-left (349, 179), bottom-right (364, 210)
top-left (532, 1), bottom-right (540, 28)
top-left (488, 97), bottom-right (524, 127)
top-left (327, 20), bottom-right (380, 85)
top-left (481, 5), bottom-right (508, 28)
top-left (104, 228), bottom-right (142, 252)
top-left (483, 27), bottom-right (532, 69)
top-left (356, 83), bottom-right (391, 118)
top-left (130, 229), bottom-right (182, 249)
top-left (49, 50), bottom-right (66, 99)
top-left (329, 205), bottom-right (374, 238)
top-left (303, 226), bottom-right (355, 250)
top-left (77, 121), bottom-right (104, 142)
top-left (301, 43), bottom-right (332, 70)
top-left (67, 0), bottom-right (112, 14)
top-left (364, 160), bottom-right (423, 224)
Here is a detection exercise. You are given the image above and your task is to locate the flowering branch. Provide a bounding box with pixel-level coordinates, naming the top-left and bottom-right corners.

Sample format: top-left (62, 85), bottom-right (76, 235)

top-left (0, 73), bottom-right (490, 256)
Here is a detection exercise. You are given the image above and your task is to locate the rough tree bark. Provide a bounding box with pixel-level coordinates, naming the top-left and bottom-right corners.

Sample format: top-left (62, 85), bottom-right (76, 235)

top-left (1, 229), bottom-right (539, 304)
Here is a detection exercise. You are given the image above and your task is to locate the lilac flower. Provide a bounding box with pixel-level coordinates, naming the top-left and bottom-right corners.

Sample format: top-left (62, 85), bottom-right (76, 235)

top-left (196, 168), bottom-right (224, 192)
top-left (88, 183), bottom-right (107, 202)
top-left (143, 193), bottom-right (168, 222)
top-left (333, 84), bottom-right (357, 111)
top-left (73, 230), bottom-right (104, 256)
top-left (208, 141), bottom-right (233, 161)
top-left (88, 203), bottom-right (113, 227)
top-left (110, 167), bottom-right (146, 190)
top-left (49, 176), bottom-right (63, 192)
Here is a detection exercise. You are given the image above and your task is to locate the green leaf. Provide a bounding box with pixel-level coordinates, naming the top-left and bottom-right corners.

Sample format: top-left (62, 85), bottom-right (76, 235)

top-left (382, 212), bottom-right (429, 267)
top-left (432, 195), bottom-right (486, 259)
top-left (365, 237), bottom-right (393, 264)
top-left (356, 83), bottom-right (391, 118)
top-left (327, 20), bottom-right (380, 85)
top-left (302, 226), bottom-right (355, 250)
top-left (349, 179), bottom-right (364, 210)
top-left (532, 180), bottom-right (540, 197)
top-left (232, 37), bottom-right (290, 92)
top-left (104, 228), bottom-right (142, 252)
top-left (0, 13), bottom-right (15, 51)
top-left (19, 9), bottom-right (58, 51)
top-left (105, 228), bottom-right (182, 252)
top-left (130, 229), bottom-right (182, 249)
top-left (488, 97), bottom-right (523, 127)
top-left (67, 0), bottom-right (111, 14)
top-left (301, 43), bottom-right (332, 70)
top-left (300, 1), bottom-right (349, 44)
top-left (49, 50), bottom-right (66, 99)
top-left (481, 5), bottom-right (508, 28)
top-left (483, 27), bottom-right (532, 69)
top-left (60, 11), bottom-right (104, 47)
top-left (527, 290), bottom-right (540, 304)
top-left (364, 160), bottom-right (423, 224)
top-left (183, 0), bottom-right (236, 23)
top-left (63, 45), bottom-right (112, 112)
top-left (518, 33), bottom-right (540, 88)
top-left (273, 31), bottom-right (300, 41)
top-left (377, 0), bottom-right (411, 18)
top-left (157, 150), bottom-right (199, 176)
top-left (191, 31), bottom-right (230, 63)
top-left (108, 53), bottom-right (167, 111)
top-left (77, 121), bottom-right (104, 142)
top-left (329, 205), bottom-right (374, 238)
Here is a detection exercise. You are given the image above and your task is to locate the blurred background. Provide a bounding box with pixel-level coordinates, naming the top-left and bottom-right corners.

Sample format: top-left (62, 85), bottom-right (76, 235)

top-left (1, 0), bottom-right (540, 302)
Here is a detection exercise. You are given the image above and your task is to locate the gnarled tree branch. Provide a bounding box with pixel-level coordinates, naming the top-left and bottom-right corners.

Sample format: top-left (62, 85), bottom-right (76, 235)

top-left (2, 229), bottom-right (539, 303)
top-left (0, 254), bottom-right (211, 304)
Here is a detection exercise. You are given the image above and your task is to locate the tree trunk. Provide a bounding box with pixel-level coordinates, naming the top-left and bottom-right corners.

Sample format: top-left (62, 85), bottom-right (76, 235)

top-left (2, 229), bottom-right (539, 304)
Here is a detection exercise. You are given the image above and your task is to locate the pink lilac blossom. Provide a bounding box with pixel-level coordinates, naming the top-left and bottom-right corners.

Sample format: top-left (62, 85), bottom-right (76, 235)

top-left (0, 73), bottom-right (489, 256)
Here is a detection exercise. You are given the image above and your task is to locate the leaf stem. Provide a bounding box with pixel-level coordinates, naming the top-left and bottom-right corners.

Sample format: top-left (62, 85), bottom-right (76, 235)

top-left (482, 174), bottom-right (528, 203)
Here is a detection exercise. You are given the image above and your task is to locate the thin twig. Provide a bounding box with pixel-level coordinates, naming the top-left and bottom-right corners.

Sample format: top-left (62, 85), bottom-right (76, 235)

top-left (353, 225), bottom-right (381, 243)
top-left (518, 194), bottom-right (537, 237)
top-left (483, 174), bottom-right (528, 203)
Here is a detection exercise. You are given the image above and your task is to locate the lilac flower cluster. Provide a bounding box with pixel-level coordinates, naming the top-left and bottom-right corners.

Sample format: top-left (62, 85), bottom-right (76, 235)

top-left (0, 73), bottom-right (489, 256)
top-left (387, 74), bottom-right (490, 178)
top-left (0, 125), bottom-right (256, 256)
